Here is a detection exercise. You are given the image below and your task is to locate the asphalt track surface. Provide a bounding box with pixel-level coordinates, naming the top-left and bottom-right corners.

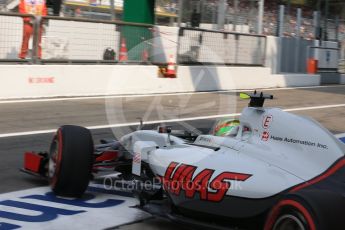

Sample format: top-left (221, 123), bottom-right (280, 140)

top-left (1, 85), bottom-right (345, 229)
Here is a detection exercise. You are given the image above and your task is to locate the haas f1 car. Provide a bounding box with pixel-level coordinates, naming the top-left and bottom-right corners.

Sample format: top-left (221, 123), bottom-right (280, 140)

top-left (22, 92), bottom-right (345, 230)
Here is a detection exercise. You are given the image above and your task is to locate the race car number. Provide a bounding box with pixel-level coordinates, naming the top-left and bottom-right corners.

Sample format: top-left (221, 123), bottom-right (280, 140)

top-left (161, 162), bottom-right (251, 202)
top-left (262, 115), bottom-right (273, 129)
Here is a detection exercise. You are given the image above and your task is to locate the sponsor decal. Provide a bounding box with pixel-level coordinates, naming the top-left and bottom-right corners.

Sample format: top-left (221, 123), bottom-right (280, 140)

top-left (195, 136), bottom-right (221, 148)
top-left (262, 115), bottom-right (273, 129)
top-left (133, 152), bottom-right (141, 164)
top-left (132, 152), bottom-right (141, 176)
top-left (198, 136), bottom-right (212, 143)
top-left (261, 131), bottom-right (270, 141)
top-left (161, 162), bottom-right (251, 202)
top-left (0, 186), bottom-right (149, 230)
top-left (28, 77), bottom-right (55, 84)
top-left (270, 135), bottom-right (328, 149)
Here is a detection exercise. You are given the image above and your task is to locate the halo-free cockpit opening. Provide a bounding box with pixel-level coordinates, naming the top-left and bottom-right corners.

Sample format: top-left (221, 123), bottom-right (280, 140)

top-left (211, 118), bottom-right (252, 140)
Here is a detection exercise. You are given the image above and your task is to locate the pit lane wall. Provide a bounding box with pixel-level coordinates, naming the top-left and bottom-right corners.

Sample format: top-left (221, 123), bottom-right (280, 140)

top-left (341, 74), bottom-right (345, 84)
top-left (0, 65), bottom-right (320, 99)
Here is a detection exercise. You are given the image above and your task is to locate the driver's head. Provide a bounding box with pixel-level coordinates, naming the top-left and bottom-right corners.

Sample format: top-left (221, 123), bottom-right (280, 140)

top-left (211, 119), bottom-right (240, 137)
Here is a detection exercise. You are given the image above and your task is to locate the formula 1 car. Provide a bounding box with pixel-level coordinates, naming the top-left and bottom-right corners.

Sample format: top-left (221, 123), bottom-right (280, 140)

top-left (22, 92), bottom-right (345, 230)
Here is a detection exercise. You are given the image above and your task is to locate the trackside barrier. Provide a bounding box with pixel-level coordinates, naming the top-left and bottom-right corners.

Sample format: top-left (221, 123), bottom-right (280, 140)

top-left (308, 46), bottom-right (339, 71)
top-left (177, 27), bottom-right (266, 66)
top-left (0, 12), bottom-right (153, 63)
top-left (341, 74), bottom-right (345, 84)
top-left (308, 45), bottom-right (340, 84)
top-left (0, 65), bottom-right (320, 99)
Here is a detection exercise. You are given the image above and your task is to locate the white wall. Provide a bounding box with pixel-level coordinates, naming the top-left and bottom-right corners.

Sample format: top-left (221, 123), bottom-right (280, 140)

top-left (265, 36), bottom-right (280, 74)
top-left (0, 65), bottom-right (320, 99)
top-left (272, 73), bottom-right (320, 87)
top-left (0, 65), bottom-right (156, 98)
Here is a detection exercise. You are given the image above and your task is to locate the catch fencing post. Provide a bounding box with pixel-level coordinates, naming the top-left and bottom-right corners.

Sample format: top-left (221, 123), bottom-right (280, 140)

top-left (335, 16), bottom-right (339, 41)
top-left (233, 0), bottom-right (238, 31)
top-left (277, 5), bottom-right (285, 37)
top-left (31, 16), bottom-right (41, 64)
top-left (323, 0), bottom-right (329, 41)
top-left (257, 0), bottom-right (264, 35)
top-left (217, 0), bottom-right (226, 30)
top-left (177, 0), bottom-right (183, 27)
top-left (296, 8), bottom-right (301, 38)
top-left (294, 8), bottom-right (302, 73)
top-left (313, 11), bottom-right (319, 39)
top-left (276, 5), bottom-right (285, 74)
top-left (109, 0), bottom-right (115, 20)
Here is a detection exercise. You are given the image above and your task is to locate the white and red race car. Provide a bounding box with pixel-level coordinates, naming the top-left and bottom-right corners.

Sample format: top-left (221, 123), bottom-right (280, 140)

top-left (22, 92), bottom-right (345, 230)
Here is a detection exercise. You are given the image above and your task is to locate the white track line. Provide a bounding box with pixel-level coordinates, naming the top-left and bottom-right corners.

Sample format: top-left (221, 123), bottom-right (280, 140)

top-left (0, 92), bottom-right (229, 104)
top-left (335, 133), bottom-right (345, 138)
top-left (284, 104), bottom-right (345, 112)
top-left (0, 85), bottom-right (344, 104)
top-left (1, 103), bottom-right (345, 138)
top-left (0, 113), bottom-right (242, 138)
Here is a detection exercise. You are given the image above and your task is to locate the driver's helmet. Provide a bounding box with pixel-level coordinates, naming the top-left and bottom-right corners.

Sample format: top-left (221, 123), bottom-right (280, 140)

top-left (211, 118), bottom-right (240, 137)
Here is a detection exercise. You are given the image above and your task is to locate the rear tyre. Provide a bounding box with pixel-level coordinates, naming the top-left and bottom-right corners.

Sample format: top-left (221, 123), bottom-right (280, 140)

top-left (48, 125), bottom-right (94, 197)
top-left (273, 209), bottom-right (308, 230)
top-left (265, 198), bottom-right (317, 230)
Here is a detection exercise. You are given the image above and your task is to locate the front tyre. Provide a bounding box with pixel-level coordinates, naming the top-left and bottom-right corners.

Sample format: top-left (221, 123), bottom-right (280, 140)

top-left (48, 125), bottom-right (94, 197)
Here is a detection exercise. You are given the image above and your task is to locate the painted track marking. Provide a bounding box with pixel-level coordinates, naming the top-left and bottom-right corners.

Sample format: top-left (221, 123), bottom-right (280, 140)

top-left (0, 85), bottom-right (344, 104)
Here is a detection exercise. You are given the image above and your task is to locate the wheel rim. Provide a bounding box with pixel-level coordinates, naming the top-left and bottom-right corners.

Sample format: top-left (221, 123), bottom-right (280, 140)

top-left (48, 139), bottom-right (59, 181)
top-left (273, 214), bottom-right (306, 230)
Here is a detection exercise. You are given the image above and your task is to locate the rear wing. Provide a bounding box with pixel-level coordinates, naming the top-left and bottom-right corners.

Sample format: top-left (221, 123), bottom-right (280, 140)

top-left (240, 91), bottom-right (274, 107)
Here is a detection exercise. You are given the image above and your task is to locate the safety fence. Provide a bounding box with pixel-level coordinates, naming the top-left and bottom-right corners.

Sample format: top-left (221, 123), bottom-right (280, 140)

top-left (0, 12), bottom-right (153, 63)
top-left (0, 12), bottom-right (341, 74)
top-left (0, 12), bottom-right (32, 62)
top-left (177, 27), bottom-right (266, 66)
top-left (0, 12), bottom-right (266, 66)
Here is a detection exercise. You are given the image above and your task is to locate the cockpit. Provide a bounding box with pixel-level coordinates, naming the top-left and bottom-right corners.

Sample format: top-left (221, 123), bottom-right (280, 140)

top-left (211, 118), bottom-right (252, 140)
